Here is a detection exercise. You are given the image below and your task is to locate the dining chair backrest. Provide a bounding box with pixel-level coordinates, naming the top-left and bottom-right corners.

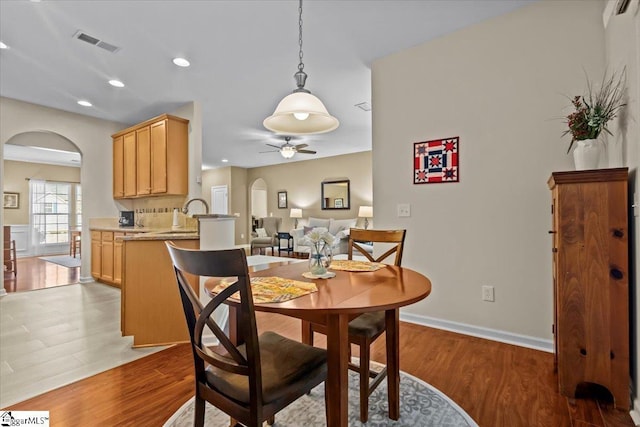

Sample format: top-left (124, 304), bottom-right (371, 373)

top-left (348, 228), bottom-right (406, 266)
top-left (164, 242), bottom-right (264, 410)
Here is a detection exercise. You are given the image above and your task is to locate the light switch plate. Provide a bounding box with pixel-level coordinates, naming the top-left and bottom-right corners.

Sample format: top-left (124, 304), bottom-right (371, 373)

top-left (397, 203), bottom-right (411, 217)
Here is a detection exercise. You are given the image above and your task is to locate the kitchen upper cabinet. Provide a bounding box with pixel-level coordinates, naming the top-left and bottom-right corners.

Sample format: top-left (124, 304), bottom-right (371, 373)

top-left (123, 131), bottom-right (137, 197)
top-left (136, 126), bottom-right (151, 196)
top-left (113, 135), bottom-right (124, 198)
top-left (112, 114), bottom-right (188, 199)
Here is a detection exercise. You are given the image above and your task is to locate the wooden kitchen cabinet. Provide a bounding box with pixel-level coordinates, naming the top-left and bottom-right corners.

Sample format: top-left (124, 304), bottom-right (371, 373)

top-left (113, 232), bottom-right (124, 286)
top-left (123, 131), bottom-right (137, 197)
top-left (91, 230), bottom-right (135, 288)
top-left (91, 231), bottom-right (101, 278)
top-left (113, 135), bottom-right (124, 198)
top-left (136, 126), bottom-right (151, 196)
top-left (112, 114), bottom-right (188, 199)
top-left (548, 168), bottom-right (629, 409)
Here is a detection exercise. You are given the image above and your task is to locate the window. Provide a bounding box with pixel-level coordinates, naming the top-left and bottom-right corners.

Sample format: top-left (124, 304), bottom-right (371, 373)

top-left (31, 181), bottom-right (81, 245)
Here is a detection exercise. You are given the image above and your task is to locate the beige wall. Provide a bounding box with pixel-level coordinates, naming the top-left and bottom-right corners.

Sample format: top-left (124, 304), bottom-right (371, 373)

top-left (246, 151), bottom-right (373, 233)
top-left (373, 0), bottom-right (606, 344)
top-left (3, 160), bottom-right (81, 225)
top-left (1, 97), bottom-right (125, 280)
top-left (603, 0), bottom-right (640, 415)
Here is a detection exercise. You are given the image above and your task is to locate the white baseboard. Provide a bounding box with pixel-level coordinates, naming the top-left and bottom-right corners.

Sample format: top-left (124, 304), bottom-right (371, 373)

top-left (79, 276), bottom-right (95, 283)
top-left (630, 398), bottom-right (640, 426)
top-left (400, 312), bottom-right (554, 353)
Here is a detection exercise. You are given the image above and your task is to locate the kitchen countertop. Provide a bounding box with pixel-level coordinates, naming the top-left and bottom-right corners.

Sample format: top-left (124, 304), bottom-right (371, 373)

top-left (89, 226), bottom-right (199, 240)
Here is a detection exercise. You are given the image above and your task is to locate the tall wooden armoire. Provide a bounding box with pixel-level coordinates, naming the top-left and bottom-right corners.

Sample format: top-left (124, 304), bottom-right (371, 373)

top-left (548, 168), bottom-right (629, 409)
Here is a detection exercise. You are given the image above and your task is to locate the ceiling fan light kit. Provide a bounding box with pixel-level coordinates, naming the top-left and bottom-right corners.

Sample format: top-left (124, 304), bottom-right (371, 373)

top-left (263, 0), bottom-right (339, 136)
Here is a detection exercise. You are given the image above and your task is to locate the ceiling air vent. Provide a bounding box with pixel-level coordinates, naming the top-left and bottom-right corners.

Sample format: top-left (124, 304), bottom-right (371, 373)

top-left (73, 30), bottom-right (120, 53)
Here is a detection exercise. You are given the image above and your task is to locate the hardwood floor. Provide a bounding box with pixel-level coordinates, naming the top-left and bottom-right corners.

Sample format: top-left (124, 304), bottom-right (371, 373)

top-left (3, 255), bottom-right (79, 294)
top-left (3, 312), bottom-right (634, 427)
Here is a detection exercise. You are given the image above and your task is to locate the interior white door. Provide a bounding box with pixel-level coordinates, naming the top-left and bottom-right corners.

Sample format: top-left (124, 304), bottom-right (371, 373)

top-left (211, 185), bottom-right (228, 215)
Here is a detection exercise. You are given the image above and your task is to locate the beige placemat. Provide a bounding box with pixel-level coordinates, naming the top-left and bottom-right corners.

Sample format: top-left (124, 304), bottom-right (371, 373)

top-left (210, 276), bottom-right (318, 303)
top-left (329, 259), bottom-right (387, 272)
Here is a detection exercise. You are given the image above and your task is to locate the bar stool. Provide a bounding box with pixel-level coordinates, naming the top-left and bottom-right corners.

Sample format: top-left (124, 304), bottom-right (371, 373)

top-left (70, 230), bottom-right (81, 258)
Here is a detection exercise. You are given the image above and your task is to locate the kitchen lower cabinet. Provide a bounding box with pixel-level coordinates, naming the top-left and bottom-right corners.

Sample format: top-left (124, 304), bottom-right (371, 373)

top-left (91, 230), bottom-right (138, 288)
top-left (548, 168), bottom-right (629, 410)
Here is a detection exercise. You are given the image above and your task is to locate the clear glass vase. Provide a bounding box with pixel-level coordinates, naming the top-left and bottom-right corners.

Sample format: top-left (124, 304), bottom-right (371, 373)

top-left (308, 243), bottom-right (332, 276)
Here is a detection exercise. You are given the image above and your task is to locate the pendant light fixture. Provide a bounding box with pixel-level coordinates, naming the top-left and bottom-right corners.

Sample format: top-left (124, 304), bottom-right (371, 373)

top-left (263, 0), bottom-right (339, 135)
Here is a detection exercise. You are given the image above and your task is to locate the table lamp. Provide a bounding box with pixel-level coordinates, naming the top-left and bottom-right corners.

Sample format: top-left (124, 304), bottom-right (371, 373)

top-left (358, 206), bottom-right (373, 230)
top-left (290, 208), bottom-right (303, 228)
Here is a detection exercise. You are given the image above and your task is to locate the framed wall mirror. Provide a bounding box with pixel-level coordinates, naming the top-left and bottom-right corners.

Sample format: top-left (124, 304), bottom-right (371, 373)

top-left (321, 179), bottom-right (350, 210)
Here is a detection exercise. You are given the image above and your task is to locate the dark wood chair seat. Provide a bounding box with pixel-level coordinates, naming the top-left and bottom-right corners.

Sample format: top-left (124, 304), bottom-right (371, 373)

top-left (166, 242), bottom-right (328, 427)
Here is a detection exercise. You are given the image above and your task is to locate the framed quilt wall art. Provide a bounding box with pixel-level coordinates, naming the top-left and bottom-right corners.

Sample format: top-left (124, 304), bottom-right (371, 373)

top-left (414, 136), bottom-right (459, 184)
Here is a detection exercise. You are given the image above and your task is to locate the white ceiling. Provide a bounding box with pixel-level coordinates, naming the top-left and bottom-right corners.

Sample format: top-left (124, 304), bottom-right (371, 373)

top-left (0, 0), bottom-right (533, 169)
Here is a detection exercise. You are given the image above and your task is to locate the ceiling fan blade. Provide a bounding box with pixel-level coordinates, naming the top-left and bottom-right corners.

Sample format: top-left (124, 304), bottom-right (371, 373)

top-left (294, 143), bottom-right (308, 150)
top-left (265, 143), bottom-right (282, 149)
top-left (297, 149), bottom-right (316, 154)
top-left (259, 150), bottom-right (279, 154)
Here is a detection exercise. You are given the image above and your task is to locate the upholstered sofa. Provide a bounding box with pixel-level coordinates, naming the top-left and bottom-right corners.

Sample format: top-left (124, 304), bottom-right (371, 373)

top-left (290, 217), bottom-right (358, 255)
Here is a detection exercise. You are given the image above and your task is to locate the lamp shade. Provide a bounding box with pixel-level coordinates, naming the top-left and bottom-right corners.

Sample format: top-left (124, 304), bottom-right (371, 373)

top-left (263, 92), bottom-right (339, 135)
top-left (290, 208), bottom-right (303, 219)
top-left (358, 206), bottom-right (373, 218)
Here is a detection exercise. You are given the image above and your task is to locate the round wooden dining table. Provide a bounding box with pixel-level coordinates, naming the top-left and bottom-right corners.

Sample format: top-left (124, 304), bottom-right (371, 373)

top-left (211, 260), bottom-right (432, 427)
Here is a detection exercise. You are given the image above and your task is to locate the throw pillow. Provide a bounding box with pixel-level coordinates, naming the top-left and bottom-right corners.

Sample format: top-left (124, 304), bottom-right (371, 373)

top-left (303, 226), bottom-right (314, 235)
top-left (256, 228), bottom-right (267, 238)
top-left (329, 218), bottom-right (357, 236)
top-left (308, 217), bottom-right (331, 228)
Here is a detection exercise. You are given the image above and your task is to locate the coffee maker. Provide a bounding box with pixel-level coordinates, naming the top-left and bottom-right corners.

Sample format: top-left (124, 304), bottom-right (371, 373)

top-left (119, 211), bottom-right (134, 227)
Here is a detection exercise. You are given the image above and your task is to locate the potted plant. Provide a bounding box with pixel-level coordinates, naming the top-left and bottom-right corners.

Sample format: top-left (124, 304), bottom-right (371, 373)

top-left (562, 69), bottom-right (627, 170)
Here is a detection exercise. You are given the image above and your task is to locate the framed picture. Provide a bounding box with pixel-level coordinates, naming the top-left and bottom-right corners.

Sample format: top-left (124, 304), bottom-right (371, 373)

top-left (277, 191), bottom-right (288, 209)
top-left (334, 198), bottom-right (343, 208)
top-left (414, 136), bottom-right (459, 184)
top-left (3, 192), bottom-right (19, 209)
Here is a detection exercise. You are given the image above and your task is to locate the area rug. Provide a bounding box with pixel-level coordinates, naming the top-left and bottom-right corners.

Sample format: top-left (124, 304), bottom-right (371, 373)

top-left (38, 255), bottom-right (81, 268)
top-left (163, 366), bottom-right (478, 427)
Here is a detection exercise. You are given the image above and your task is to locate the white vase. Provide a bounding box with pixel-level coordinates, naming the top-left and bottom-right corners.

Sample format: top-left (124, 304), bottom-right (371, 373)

top-left (573, 139), bottom-right (600, 170)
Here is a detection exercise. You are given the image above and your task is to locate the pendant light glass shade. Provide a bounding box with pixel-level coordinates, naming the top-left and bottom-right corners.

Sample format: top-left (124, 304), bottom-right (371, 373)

top-left (264, 92), bottom-right (339, 135)
top-left (263, 0), bottom-right (339, 135)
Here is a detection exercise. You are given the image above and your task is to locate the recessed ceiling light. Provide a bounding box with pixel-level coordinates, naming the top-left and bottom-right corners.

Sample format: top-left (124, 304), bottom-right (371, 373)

top-left (77, 100), bottom-right (92, 107)
top-left (172, 57), bottom-right (190, 67)
top-left (221, 159), bottom-right (229, 163)
top-left (108, 79), bottom-right (125, 88)
top-left (0, 42), bottom-right (8, 49)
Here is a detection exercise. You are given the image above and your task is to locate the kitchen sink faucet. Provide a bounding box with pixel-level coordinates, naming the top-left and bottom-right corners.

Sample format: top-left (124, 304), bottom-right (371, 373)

top-left (182, 198), bottom-right (210, 216)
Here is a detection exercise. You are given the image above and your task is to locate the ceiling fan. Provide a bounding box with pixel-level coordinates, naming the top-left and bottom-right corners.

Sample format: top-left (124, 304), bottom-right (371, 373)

top-left (260, 136), bottom-right (317, 159)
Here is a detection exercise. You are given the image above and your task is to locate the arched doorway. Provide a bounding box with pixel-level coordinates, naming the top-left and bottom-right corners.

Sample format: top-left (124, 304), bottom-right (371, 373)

top-left (3, 131), bottom-right (82, 293)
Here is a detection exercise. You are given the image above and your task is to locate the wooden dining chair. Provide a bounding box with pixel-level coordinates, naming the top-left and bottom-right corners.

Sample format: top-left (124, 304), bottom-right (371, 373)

top-left (302, 228), bottom-right (406, 422)
top-left (165, 242), bottom-right (328, 427)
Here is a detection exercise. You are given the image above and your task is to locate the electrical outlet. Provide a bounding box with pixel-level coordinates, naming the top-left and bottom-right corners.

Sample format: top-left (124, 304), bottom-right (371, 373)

top-left (397, 203), bottom-right (411, 217)
top-left (482, 285), bottom-right (495, 302)
top-left (240, 233), bottom-right (244, 239)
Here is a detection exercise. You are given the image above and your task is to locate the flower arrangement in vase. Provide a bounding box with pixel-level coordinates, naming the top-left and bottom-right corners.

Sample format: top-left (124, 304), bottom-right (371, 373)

top-left (300, 227), bottom-right (335, 276)
top-left (562, 68), bottom-right (627, 170)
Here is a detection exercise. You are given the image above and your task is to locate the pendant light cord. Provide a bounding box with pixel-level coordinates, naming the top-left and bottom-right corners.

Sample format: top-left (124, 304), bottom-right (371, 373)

top-left (298, 0), bottom-right (304, 72)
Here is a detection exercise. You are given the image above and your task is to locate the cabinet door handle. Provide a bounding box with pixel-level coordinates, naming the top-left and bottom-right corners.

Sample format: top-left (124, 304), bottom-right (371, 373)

top-left (548, 230), bottom-right (557, 234)
top-left (613, 229), bottom-right (624, 238)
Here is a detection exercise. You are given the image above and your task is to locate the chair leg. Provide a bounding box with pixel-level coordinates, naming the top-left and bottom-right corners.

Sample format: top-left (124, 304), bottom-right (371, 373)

top-left (358, 341), bottom-right (370, 423)
top-left (194, 396), bottom-right (206, 427)
top-left (267, 415), bottom-right (275, 425)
